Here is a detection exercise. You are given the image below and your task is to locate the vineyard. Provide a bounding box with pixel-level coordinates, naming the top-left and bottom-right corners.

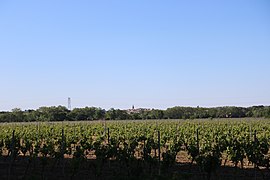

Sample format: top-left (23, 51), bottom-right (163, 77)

top-left (0, 118), bottom-right (270, 179)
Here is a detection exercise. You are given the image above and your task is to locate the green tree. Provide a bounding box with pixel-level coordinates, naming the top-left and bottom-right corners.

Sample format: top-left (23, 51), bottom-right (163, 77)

top-left (37, 106), bottom-right (69, 121)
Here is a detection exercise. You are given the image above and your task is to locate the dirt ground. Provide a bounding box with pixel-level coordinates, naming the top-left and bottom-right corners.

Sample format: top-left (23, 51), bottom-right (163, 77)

top-left (1, 152), bottom-right (270, 180)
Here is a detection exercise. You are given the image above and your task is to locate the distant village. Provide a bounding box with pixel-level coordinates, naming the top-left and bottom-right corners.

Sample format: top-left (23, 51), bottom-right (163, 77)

top-left (126, 105), bottom-right (151, 114)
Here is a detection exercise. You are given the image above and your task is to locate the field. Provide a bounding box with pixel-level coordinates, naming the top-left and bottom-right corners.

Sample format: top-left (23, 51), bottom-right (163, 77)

top-left (0, 118), bottom-right (270, 179)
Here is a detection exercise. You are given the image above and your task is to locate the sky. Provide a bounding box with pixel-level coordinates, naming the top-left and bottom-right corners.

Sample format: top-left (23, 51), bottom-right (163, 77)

top-left (0, 0), bottom-right (270, 111)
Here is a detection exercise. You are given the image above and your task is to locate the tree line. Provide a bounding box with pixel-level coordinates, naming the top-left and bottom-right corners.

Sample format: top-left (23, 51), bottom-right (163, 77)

top-left (0, 105), bottom-right (270, 122)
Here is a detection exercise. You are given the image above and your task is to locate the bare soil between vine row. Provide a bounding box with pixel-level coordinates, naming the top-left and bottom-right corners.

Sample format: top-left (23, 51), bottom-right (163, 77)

top-left (1, 151), bottom-right (270, 180)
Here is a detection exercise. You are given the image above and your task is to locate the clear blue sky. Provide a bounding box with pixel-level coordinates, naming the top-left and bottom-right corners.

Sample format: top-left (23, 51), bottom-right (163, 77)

top-left (0, 0), bottom-right (270, 111)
